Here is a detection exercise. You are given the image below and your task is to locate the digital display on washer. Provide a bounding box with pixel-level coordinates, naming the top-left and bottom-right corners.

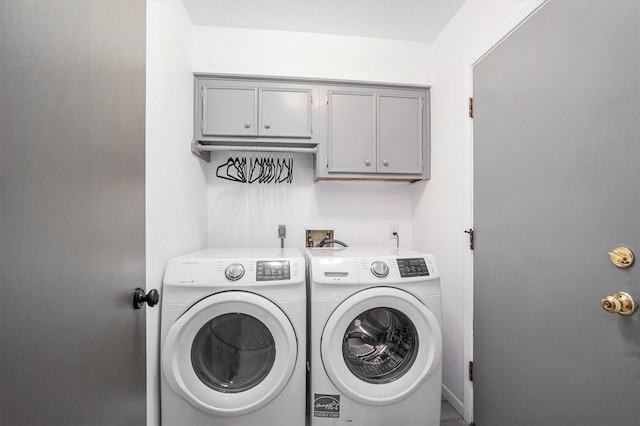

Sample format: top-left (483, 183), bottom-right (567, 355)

top-left (256, 260), bottom-right (290, 281)
top-left (397, 258), bottom-right (429, 277)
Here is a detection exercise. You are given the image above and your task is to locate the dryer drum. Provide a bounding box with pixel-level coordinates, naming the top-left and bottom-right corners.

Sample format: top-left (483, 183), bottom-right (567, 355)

top-left (191, 313), bottom-right (276, 393)
top-left (342, 307), bottom-right (418, 383)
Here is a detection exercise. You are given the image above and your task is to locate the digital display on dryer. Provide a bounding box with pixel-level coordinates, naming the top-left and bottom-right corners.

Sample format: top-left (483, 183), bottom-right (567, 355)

top-left (397, 258), bottom-right (429, 277)
top-left (256, 260), bottom-right (290, 281)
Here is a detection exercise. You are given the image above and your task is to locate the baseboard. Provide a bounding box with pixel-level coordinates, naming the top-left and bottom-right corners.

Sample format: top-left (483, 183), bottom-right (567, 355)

top-left (442, 384), bottom-right (464, 416)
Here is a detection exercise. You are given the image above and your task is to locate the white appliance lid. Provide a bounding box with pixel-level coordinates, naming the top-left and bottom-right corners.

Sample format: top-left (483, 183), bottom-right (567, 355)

top-left (305, 247), bottom-right (432, 259)
top-left (179, 247), bottom-right (303, 260)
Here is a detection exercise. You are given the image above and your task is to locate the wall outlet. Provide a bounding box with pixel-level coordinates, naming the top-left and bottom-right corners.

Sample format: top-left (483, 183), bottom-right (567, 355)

top-left (389, 223), bottom-right (399, 239)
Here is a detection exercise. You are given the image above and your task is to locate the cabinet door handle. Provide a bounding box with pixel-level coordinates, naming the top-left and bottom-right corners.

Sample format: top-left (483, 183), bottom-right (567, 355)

top-left (264, 122), bottom-right (271, 129)
top-left (364, 159), bottom-right (371, 166)
top-left (244, 122), bottom-right (251, 128)
top-left (383, 160), bottom-right (389, 166)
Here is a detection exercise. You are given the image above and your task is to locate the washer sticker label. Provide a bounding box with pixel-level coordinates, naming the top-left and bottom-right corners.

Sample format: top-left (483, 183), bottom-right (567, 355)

top-left (313, 394), bottom-right (340, 418)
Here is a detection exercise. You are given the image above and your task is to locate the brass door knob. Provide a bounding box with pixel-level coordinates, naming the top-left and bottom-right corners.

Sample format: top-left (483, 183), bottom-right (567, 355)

top-left (601, 291), bottom-right (636, 315)
top-left (601, 295), bottom-right (622, 313)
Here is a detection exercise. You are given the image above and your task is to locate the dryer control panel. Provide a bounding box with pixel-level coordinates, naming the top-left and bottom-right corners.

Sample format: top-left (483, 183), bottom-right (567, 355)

top-left (256, 260), bottom-right (291, 281)
top-left (397, 258), bottom-right (430, 278)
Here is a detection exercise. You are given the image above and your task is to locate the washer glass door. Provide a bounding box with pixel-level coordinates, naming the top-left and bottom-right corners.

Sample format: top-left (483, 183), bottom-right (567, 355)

top-left (163, 291), bottom-right (297, 416)
top-left (321, 287), bottom-right (441, 405)
top-left (191, 312), bottom-right (276, 393)
top-left (342, 307), bottom-right (418, 384)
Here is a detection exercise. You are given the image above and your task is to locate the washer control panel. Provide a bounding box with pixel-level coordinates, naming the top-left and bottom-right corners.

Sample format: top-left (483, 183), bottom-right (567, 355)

top-left (256, 260), bottom-right (291, 281)
top-left (397, 258), bottom-right (430, 278)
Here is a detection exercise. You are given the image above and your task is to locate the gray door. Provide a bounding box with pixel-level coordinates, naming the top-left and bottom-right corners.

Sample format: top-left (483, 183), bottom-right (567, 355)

top-left (473, 1), bottom-right (640, 425)
top-left (0, 1), bottom-right (147, 425)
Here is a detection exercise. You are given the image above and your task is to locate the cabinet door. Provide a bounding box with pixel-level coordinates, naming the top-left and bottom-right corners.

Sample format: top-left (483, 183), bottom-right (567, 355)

top-left (202, 85), bottom-right (257, 137)
top-left (259, 87), bottom-right (312, 138)
top-left (377, 92), bottom-right (423, 174)
top-left (327, 90), bottom-right (376, 173)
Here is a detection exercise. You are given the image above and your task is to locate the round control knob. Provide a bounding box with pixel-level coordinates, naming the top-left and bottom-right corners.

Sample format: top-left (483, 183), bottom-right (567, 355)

top-left (370, 261), bottom-right (389, 278)
top-left (225, 263), bottom-right (245, 281)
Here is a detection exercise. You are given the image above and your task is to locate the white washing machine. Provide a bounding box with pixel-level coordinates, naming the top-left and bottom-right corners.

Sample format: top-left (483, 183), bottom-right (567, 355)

top-left (306, 247), bottom-right (442, 426)
top-left (160, 248), bottom-right (306, 426)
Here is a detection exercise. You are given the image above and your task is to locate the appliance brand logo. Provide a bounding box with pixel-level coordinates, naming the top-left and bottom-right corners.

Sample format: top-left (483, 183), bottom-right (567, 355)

top-left (313, 394), bottom-right (340, 418)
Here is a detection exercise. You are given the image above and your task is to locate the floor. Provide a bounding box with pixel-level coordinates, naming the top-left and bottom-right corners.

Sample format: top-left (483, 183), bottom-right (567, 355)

top-left (441, 400), bottom-right (469, 426)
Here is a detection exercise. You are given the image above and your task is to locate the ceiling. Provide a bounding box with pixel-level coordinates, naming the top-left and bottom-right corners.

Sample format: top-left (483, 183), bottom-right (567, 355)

top-left (181, 0), bottom-right (466, 44)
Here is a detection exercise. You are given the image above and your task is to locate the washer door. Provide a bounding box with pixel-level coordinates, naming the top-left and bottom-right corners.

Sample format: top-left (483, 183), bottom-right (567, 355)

top-left (321, 287), bottom-right (441, 405)
top-left (162, 291), bottom-right (298, 416)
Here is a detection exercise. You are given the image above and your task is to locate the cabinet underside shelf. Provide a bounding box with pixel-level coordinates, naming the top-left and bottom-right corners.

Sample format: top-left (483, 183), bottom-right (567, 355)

top-left (191, 140), bottom-right (318, 162)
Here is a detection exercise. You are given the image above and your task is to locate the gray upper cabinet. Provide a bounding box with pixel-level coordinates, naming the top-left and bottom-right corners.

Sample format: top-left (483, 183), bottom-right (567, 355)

top-left (193, 75), bottom-right (430, 182)
top-left (196, 76), bottom-right (317, 144)
top-left (201, 84), bottom-right (257, 137)
top-left (327, 89), bottom-right (377, 173)
top-left (318, 85), bottom-right (429, 182)
top-left (260, 87), bottom-right (312, 138)
top-left (378, 92), bottom-right (424, 175)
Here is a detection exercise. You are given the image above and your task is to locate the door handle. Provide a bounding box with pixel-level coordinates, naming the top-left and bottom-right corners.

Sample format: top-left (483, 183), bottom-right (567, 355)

top-left (601, 291), bottom-right (636, 315)
top-left (133, 288), bottom-right (159, 309)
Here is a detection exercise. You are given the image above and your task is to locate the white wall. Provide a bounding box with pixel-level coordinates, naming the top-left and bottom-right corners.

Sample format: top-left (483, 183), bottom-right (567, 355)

top-left (193, 26), bottom-right (433, 84)
top-left (412, 1), bottom-right (544, 421)
top-left (191, 28), bottom-right (433, 250)
top-left (146, 1), bottom-right (545, 424)
top-left (206, 153), bottom-right (414, 250)
top-left (146, 2), bottom-right (208, 425)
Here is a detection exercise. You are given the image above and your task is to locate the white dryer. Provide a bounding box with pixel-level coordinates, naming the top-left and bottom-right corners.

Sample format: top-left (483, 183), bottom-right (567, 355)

top-left (160, 248), bottom-right (306, 426)
top-left (306, 247), bottom-right (442, 426)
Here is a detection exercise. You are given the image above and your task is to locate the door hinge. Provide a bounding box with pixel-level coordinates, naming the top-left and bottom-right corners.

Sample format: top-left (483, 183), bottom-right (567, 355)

top-left (464, 228), bottom-right (474, 250)
top-left (468, 361), bottom-right (474, 381)
top-left (468, 97), bottom-right (473, 118)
